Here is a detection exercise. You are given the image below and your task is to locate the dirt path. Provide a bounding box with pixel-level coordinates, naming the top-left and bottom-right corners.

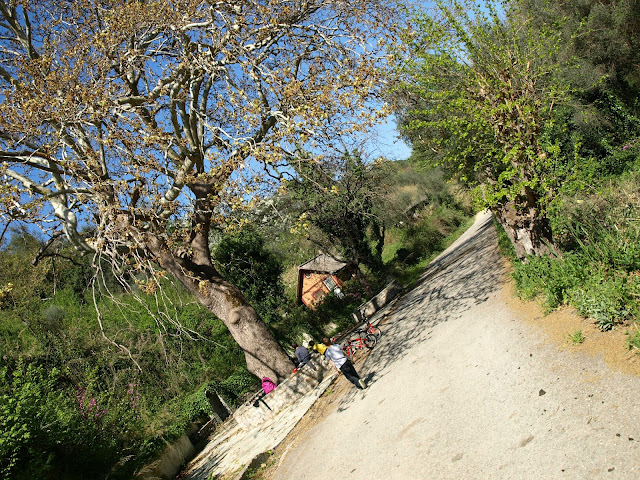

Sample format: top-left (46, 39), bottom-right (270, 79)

top-left (257, 211), bottom-right (640, 480)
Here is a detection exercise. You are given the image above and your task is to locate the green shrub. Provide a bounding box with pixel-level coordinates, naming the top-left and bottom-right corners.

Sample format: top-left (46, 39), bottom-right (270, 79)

top-left (512, 253), bottom-right (588, 312)
top-left (0, 363), bottom-right (66, 478)
top-left (512, 252), bottom-right (635, 330)
top-left (215, 368), bottom-right (260, 406)
top-left (180, 386), bottom-right (213, 424)
top-left (401, 221), bottom-right (445, 263)
top-left (432, 206), bottom-right (466, 230)
top-left (570, 274), bottom-right (631, 331)
top-left (0, 361), bottom-right (142, 480)
top-left (392, 205), bottom-right (471, 267)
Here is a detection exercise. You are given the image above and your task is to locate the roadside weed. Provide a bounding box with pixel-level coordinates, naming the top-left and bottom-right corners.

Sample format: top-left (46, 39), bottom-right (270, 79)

top-left (626, 324), bottom-right (640, 353)
top-left (566, 329), bottom-right (585, 345)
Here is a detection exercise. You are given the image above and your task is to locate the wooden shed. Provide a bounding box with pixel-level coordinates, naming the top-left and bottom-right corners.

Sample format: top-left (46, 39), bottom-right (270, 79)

top-left (296, 254), bottom-right (351, 308)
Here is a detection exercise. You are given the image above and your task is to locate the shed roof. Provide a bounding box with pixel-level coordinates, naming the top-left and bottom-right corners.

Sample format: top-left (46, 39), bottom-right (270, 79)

top-left (298, 253), bottom-right (347, 274)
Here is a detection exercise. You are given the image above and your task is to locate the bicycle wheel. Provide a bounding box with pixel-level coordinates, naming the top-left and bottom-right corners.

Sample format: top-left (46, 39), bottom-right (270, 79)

top-left (363, 333), bottom-right (377, 349)
top-left (368, 325), bottom-right (382, 338)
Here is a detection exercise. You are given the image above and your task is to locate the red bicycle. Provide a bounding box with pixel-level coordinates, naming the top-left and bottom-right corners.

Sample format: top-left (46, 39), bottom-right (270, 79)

top-left (342, 342), bottom-right (355, 359)
top-left (360, 318), bottom-right (382, 339)
top-left (342, 331), bottom-right (376, 359)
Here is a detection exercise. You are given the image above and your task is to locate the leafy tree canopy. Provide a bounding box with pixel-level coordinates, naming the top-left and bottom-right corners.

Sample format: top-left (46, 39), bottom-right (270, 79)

top-left (0, 0), bottom-right (401, 379)
top-left (390, 0), bottom-right (570, 258)
top-left (285, 149), bottom-right (389, 272)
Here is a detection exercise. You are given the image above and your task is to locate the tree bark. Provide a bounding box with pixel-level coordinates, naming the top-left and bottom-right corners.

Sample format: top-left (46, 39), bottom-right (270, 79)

top-left (193, 279), bottom-right (294, 383)
top-left (144, 234), bottom-right (293, 382)
top-left (372, 221), bottom-right (385, 266)
top-left (493, 197), bottom-right (557, 259)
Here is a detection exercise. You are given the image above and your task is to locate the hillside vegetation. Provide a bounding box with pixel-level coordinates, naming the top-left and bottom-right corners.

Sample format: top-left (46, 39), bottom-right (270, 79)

top-left (0, 161), bottom-right (471, 479)
top-left (2, 0), bottom-right (640, 478)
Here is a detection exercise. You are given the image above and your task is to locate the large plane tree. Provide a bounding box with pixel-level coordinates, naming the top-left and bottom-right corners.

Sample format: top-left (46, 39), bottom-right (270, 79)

top-left (0, 0), bottom-right (397, 381)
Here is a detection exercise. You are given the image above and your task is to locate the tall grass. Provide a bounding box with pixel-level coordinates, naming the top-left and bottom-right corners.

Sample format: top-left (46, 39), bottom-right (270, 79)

top-left (511, 173), bottom-right (640, 331)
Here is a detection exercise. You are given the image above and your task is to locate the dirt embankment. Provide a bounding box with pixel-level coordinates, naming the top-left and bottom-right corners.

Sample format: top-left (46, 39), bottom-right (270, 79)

top-left (501, 279), bottom-right (640, 378)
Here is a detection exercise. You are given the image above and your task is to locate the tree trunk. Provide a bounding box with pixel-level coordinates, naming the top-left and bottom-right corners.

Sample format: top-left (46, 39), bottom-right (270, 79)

top-left (144, 235), bottom-right (293, 382)
top-left (192, 279), bottom-right (294, 383)
top-left (371, 220), bottom-right (385, 267)
top-left (493, 198), bottom-right (557, 259)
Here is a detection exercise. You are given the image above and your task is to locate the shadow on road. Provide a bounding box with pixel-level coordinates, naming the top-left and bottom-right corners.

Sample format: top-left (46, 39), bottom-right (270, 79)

top-left (337, 215), bottom-right (505, 411)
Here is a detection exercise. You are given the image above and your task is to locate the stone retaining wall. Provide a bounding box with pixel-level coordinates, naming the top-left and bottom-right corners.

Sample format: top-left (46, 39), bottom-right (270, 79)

top-left (135, 434), bottom-right (195, 480)
top-left (352, 279), bottom-right (401, 322)
top-left (234, 354), bottom-right (336, 430)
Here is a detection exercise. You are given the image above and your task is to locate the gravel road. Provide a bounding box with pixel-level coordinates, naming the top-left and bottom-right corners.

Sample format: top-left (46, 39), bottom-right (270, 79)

top-left (272, 211), bottom-right (640, 480)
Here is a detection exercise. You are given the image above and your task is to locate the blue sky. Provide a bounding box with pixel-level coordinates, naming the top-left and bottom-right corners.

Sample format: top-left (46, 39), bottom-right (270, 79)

top-left (367, 114), bottom-right (413, 161)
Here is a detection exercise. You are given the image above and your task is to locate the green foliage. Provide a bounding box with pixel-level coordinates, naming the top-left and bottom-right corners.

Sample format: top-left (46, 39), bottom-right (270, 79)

top-left (0, 363), bottom-right (65, 478)
top-left (391, 205), bottom-right (468, 266)
top-left (216, 368), bottom-right (260, 406)
top-left (400, 221), bottom-right (445, 264)
top-left (512, 172), bottom-right (640, 330)
top-left (212, 227), bottom-right (286, 325)
top-left (391, 214), bottom-right (475, 289)
top-left (286, 150), bottom-right (387, 272)
top-left (520, 0), bottom-right (640, 93)
top-left (550, 176), bottom-right (640, 271)
top-left (513, 252), bottom-right (634, 331)
top-left (0, 243), bottom-right (251, 479)
top-left (393, 0), bottom-right (570, 216)
top-left (571, 275), bottom-right (630, 331)
top-left (0, 233), bottom-right (57, 316)
top-left (566, 329), bottom-right (585, 345)
top-left (376, 162), bottom-right (472, 226)
top-left (627, 325), bottom-right (640, 353)
top-left (0, 361), bottom-right (144, 480)
top-left (180, 386), bottom-right (214, 423)
top-left (512, 253), bottom-right (588, 312)
top-left (514, 0), bottom-right (640, 188)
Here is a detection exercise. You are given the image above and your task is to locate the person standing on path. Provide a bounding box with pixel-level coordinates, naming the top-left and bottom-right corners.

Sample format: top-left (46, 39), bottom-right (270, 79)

top-left (293, 343), bottom-right (316, 370)
top-left (322, 337), bottom-right (366, 389)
